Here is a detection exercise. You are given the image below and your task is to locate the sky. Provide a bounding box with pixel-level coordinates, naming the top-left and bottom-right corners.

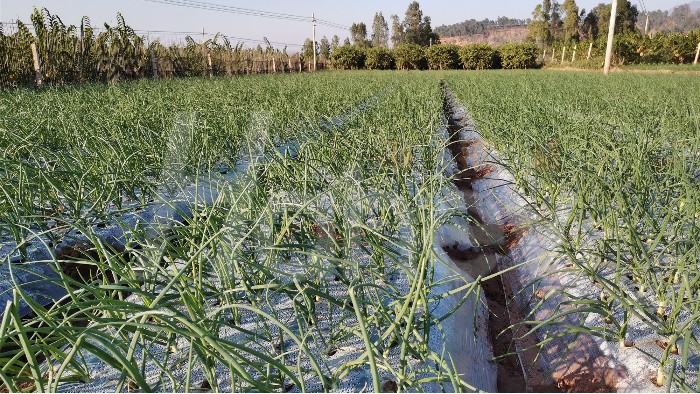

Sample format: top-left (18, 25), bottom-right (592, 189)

top-left (0, 0), bottom-right (686, 49)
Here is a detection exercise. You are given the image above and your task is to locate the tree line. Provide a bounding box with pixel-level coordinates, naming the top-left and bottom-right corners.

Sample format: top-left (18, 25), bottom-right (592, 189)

top-left (525, 0), bottom-right (700, 66)
top-left (528, 0), bottom-right (700, 44)
top-left (434, 17), bottom-right (531, 38)
top-left (302, 0), bottom-right (440, 61)
top-left (528, 0), bottom-right (640, 45)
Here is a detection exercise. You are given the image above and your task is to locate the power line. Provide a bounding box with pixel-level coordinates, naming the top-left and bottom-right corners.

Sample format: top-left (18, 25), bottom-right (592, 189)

top-left (141, 0), bottom-right (350, 30)
top-left (0, 21), bottom-right (303, 47)
top-left (637, 0), bottom-right (648, 14)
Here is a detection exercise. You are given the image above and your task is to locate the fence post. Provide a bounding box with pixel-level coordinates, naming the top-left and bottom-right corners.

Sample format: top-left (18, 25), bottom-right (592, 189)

top-left (571, 44), bottom-right (577, 63)
top-left (551, 48), bottom-right (556, 62)
top-left (150, 51), bottom-right (159, 80)
top-left (207, 52), bottom-right (213, 77)
top-left (543, 49), bottom-right (547, 63)
top-left (561, 47), bottom-right (567, 64)
top-left (587, 42), bottom-right (593, 60)
top-left (694, 42), bottom-right (700, 65)
top-left (30, 43), bottom-right (44, 87)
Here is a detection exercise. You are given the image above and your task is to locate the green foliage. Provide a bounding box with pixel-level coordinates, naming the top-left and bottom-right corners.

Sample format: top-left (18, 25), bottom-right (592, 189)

top-left (616, 30), bottom-right (700, 65)
top-left (447, 71), bottom-right (700, 391)
top-left (498, 43), bottom-right (540, 69)
top-left (395, 2), bottom-right (439, 47)
top-left (330, 45), bottom-right (366, 70)
top-left (0, 21), bottom-right (35, 86)
top-left (371, 12), bottom-right (390, 48)
top-left (0, 8), bottom-right (301, 87)
top-left (529, 1), bottom-right (552, 46)
top-left (434, 17), bottom-right (529, 38)
top-left (350, 22), bottom-right (370, 47)
top-left (459, 44), bottom-right (498, 70)
top-left (393, 43), bottom-right (426, 70)
top-left (0, 71), bottom-right (485, 392)
top-left (424, 44), bottom-right (460, 70)
top-left (365, 47), bottom-right (394, 70)
top-left (561, 0), bottom-right (580, 42)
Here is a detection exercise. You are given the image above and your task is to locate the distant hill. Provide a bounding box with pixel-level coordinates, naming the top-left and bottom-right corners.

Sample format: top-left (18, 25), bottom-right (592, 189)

top-left (439, 26), bottom-right (529, 46)
top-left (640, 2), bottom-right (700, 33)
top-left (436, 1), bottom-right (700, 46)
top-left (435, 17), bottom-right (529, 46)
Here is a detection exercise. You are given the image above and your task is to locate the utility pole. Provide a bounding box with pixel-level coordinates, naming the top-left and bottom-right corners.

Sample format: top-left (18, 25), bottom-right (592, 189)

top-left (603, 0), bottom-right (618, 75)
top-left (312, 13), bottom-right (317, 71)
top-left (644, 13), bottom-right (649, 36)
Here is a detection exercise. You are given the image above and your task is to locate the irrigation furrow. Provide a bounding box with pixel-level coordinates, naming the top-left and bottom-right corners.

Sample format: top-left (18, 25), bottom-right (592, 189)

top-left (441, 84), bottom-right (629, 392)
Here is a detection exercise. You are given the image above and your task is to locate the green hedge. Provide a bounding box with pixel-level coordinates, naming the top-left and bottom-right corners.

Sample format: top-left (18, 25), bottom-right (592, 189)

top-left (498, 43), bottom-right (540, 69)
top-left (616, 30), bottom-right (700, 65)
top-left (459, 44), bottom-right (498, 70)
top-left (393, 43), bottom-right (426, 70)
top-left (365, 47), bottom-right (395, 70)
top-left (425, 44), bottom-right (460, 70)
top-left (330, 45), bottom-right (366, 70)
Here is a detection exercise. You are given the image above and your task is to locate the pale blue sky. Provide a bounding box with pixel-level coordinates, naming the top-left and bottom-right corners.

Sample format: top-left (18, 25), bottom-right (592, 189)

top-left (0, 0), bottom-right (685, 48)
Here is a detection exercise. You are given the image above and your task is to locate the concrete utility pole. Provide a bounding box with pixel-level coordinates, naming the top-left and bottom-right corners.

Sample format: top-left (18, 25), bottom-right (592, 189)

top-left (603, 0), bottom-right (618, 75)
top-left (312, 13), bottom-right (317, 71)
top-left (644, 13), bottom-right (650, 36)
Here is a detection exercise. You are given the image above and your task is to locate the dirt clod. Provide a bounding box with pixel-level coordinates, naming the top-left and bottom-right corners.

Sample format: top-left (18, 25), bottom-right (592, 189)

top-left (381, 380), bottom-right (398, 393)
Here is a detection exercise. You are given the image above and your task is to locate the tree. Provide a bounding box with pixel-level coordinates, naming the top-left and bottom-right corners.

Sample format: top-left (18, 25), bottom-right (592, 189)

top-left (549, 1), bottom-right (563, 42)
top-left (331, 35), bottom-right (340, 53)
top-left (330, 45), bottom-right (365, 69)
top-left (343, 37), bottom-right (351, 46)
top-left (403, 1), bottom-right (423, 44)
top-left (529, 1), bottom-right (552, 46)
top-left (371, 12), bottom-right (390, 48)
top-left (580, 9), bottom-right (599, 40)
top-left (350, 22), bottom-right (370, 47)
top-left (365, 47), bottom-right (394, 69)
top-left (499, 42), bottom-right (540, 69)
top-left (561, 0), bottom-right (579, 42)
top-left (302, 38), bottom-right (316, 59)
top-left (596, 1), bottom-right (639, 37)
top-left (319, 36), bottom-right (330, 60)
top-left (393, 43), bottom-right (425, 69)
top-left (459, 44), bottom-right (497, 70)
top-left (401, 2), bottom-right (439, 47)
top-left (424, 44), bottom-right (460, 70)
top-left (616, 0), bottom-right (639, 33)
top-left (391, 14), bottom-right (404, 47)
top-left (420, 16), bottom-right (440, 46)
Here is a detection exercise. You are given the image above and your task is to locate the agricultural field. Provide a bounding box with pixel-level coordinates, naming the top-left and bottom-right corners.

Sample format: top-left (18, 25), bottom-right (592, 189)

top-left (0, 70), bottom-right (699, 392)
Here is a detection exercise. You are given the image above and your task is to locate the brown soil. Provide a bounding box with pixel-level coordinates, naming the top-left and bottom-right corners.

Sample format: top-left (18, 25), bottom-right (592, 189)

top-left (56, 241), bottom-right (129, 283)
top-left (440, 26), bottom-right (529, 47)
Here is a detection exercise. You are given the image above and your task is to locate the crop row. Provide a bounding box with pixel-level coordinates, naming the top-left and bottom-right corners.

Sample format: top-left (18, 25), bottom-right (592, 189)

top-left (446, 70), bottom-right (700, 390)
top-left (0, 72), bottom-right (487, 392)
